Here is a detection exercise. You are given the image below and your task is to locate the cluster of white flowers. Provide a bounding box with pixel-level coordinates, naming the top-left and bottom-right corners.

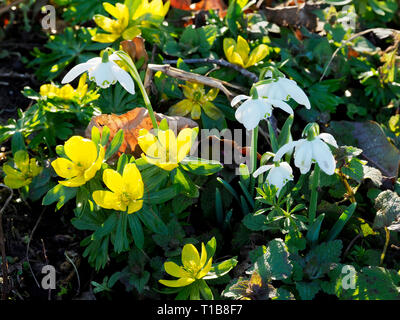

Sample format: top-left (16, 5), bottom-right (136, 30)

top-left (231, 72), bottom-right (338, 196)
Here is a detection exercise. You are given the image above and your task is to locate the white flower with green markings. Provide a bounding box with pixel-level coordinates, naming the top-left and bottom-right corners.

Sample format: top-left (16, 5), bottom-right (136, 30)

top-left (61, 51), bottom-right (135, 94)
top-left (253, 161), bottom-right (293, 196)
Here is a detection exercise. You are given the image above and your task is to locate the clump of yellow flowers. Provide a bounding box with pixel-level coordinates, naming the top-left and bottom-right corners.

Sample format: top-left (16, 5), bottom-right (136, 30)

top-left (3, 150), bottom-right (42, 189)
top-left (159, 242), bottom-right (212, 288)
top-left (138, 127), bottom-right (198, 171)
top-left (51, 136), bottom-right (105, 187)
top-left (92, 163), bottom-right (144, 214)
top-left (168, 82), bottom-right (222, 120)
top-left (223, 35), bottom-right (269, 69)
top-left (93, 0), bottom-right (170, 43)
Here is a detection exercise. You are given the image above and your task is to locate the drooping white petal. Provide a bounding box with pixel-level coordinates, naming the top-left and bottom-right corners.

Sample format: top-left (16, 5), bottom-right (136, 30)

top-left (231, 94), bottom-right (250, 107)
top-left (88, 62), bottom-right (116, 88)
top-left (279, 78), bottom-right (311, 109)
top-left (253, 164), bottom-right (274, 178)
top-left (257, 81), bottom-right (287, 101)
top-left (61, 61), bottom-right (95, 84)
top-left (294, 140), bottom-right (313, 174)
top-left (235, 98), bottom-right (269, 131)
top-left (274, 140), bottom-right (301, 162)
top-left (278, 162), bottom-right (294, 180)
top-left (111, 63), bottom-right (135, 94)
top-left (266, 167), bottom-right (285, 191)
top-left (312, 138), bottom-right (336, 175)
top-left (318, 133), bottom-right (338, 148)
top-left (268, 99), bottom-right (294, 115)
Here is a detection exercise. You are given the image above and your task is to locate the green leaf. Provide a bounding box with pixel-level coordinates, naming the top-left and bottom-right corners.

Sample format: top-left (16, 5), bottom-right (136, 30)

top-left (11, 131), bottom-right (26, 154)
top-left (296, 281), bottom-right (321, 300)
top-left (198, 280), bottom-right (214, 300)
top-left (373, 190), bottom-right (400, 231)
top-left (205, 237), bottom-right (217, 260)
top-left (100, 126), bottom-right (111, 147)
top-left (215, 188), bottom-right (224, 225)
top-left (326, 203), bottom-right (357, 241)
top-left (180, 157), bottom-right (223, 176)
top-left (145, 184), bottom-right (181, 204)
top-left (114, 213), bottom-right (129, 253)
top-left (138, 205), bottom-right (168, 235)
top-left (267, 121), bottom-right (279, 153)
top-left (128, 214), bottom-right (144, 249)
top-left (171, 167), bottom-right (199, 198)
top-left (255, 238), bottom-right (293, 282)
top-left (278, 114), bottom-right (294, 148)
top-left (42, 184), bottom-right (77, 210)
top-left (105, 129), bottom-right (124, 160)
top-left (93, 214), bottom-right (118, 240)
top-left (203, 258), bottom-right (238, 280)
top-left (306, 213), bottom-right (325, 245)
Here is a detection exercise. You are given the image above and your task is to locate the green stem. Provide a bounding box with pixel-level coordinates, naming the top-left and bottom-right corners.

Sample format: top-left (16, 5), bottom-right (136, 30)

top-left (116, 51), bottom-right (159, 130)
top-left (309, 163), bottom-right (320, 225)
top-left (250, 126), bottom-right (259, 193)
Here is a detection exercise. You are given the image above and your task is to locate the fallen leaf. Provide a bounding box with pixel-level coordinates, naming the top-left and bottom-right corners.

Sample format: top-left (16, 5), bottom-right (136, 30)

top-left (171, 0), bottom-right (227, 18)
top-left (327, 121), bottom-right (400, 179)
top-left (121, 37), bottom-right (148, 69)
top-left (85, 107), bottom-right (198, 158)
top-left (373, 190), bottom-right (400, 231)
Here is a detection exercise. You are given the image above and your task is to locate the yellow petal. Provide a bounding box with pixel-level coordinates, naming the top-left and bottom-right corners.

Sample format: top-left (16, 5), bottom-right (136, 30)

top-left (177, 128), bottom-right (197, 163)
top-left (92, 190), bottom-right (122, 211)
top-left (236, 35), bottom-right (250, 63)
top-left (64, 136), bottom-right (98, 169)
top-left (127, 199), bottom-right (143, 214)
top-left (182, 244), bottom-right (200, 271)
top-left (103, 169), bottom-right (123, 194)
top-left (84, 146), bottom-right (105, 181)
top-left (164, 261), bottom-right (192, 278)
top-left (58, 175), bottom-right (86, 187)
top-left (4, 175), bottom-right (28, 189)
top-left (191, 103), bottom-right (201, 120)
top-left (122, 163), bottom-right (144, 199)
top-left (59, 84), bottom-right (75, 100)
top-left (202, 102), bottom-right (222, 120)
top-left (245, 44), bottom-right (269, 68)
top-left (94, 15), bottom-right (118, 33)
top-left (199, 243), bottom-right (207, 268)
top-left (203, 88), bottom-right (219, 102)
top-left (92, 33), bottom-right (121, 43)
top-left (51, 158), bottom-right (80, 179)
top-left (223, 38), bottom-right (236, 61)
top-left (159, 277), bottom-right (195, 288)
top-left (226, 46), bottom-right (245, 67)
top-left (122, 26), bottom-right (141, 40)
top-left (138, 129), bottom-right (159, 157)
top-left (158, 129), bottom-right (177, 161)
top-left (168, 100), bottom-right (192, 117)
top-left (3, 165), bottom-right (23, 179)
top-left (197, 258), bottom-right (212, 279)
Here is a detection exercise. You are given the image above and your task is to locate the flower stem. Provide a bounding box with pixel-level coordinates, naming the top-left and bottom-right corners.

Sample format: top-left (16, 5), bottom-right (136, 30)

top-left (116, 51), bottom-right (159, 130)
top-left (309, 163), bottom-right (320, 225)
top-left (250, 126), bottom-right (259, 193)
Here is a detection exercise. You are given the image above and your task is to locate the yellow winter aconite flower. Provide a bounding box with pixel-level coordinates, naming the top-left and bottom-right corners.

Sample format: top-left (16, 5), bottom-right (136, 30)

top-left (169, 82), bottom-right (222, 120)
top-left (138, 127), bottom-right (198, 171)
top-left (51, 136), bottom-right (105, 187)
top-left (92, 163), bottom-right (144, 214)
top-left (132, 0), bottom-right (170, 21)
top-left (40, 74), bottom-right (92, 101)
top-left (3, 150), bottom-right (42, 189)
top-left (92, 2), bottom-right (140, 43)
top-left (223, 36), bottom-right (269, 69)
top-left (92, 1), bottom-right (170, 43)
top-left (159, 242), bottom-right (212, 288)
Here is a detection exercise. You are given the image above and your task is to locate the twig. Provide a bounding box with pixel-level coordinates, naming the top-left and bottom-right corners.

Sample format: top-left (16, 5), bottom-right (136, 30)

top-left (0, 71), bottom-right (34, 80)
top-left (40, 239), bottom-right (51, 301)
top-left (380, 227), bottom-right (390, 265)
top-left (320, 28), bottom-right (400, 82)
top-left (162, 58), bottom-right (259, 83)
top-left (146, 64), bottom-right (244, 101)
top-left (343, 233), bottom-right (362, 258)
top-left (0, 184), bottom-right (13, 300)
top-left (64, 252), bottom-right (81, 297)
top-left (25, 208), bottom-right (46, 289)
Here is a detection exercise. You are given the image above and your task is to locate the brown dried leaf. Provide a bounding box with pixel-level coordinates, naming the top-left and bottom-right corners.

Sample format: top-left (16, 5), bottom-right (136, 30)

top-left (85, 107), bottom-right (198, 158)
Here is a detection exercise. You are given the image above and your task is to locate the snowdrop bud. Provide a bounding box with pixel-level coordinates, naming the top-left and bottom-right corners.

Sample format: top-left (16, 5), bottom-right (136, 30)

top-left (303, 122), bottom-right (320, 140)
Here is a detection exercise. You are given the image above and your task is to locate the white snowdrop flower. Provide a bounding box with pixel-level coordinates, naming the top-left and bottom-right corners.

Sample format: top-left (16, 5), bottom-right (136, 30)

top-left (273, 132), bottom-right (338, 175)
top-left (256, 76), bottom-right (311, 110)
top-left (231, 94), bottom-right (294, 131)
top-left (61, 51), bottom-right (135, 94)
top-left (253, 162), bottom-right (294, 196)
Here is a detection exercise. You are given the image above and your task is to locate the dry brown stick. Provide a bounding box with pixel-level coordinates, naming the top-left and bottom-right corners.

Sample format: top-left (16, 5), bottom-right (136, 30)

top-left (146, 64), bottom-right (244, 101)
top-left (0, 0), bottom-right (24, 15)
top-left (0, 184), bottom-right (13, 300)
